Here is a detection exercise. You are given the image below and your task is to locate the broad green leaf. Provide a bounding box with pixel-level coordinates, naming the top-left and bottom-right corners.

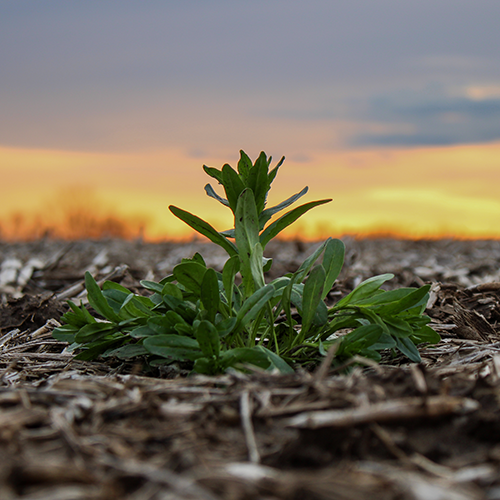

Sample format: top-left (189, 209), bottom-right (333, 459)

top-left (255, 346), bottom-right (294, 373)
top-left (75, 322), bottom-right (118, 343)
top-left (147, 311), bottom-right (187, 334)
top-left (173, 261), bottom-right (207, 294)
top-left (102, 281), bottom-right (133, 294)
top-left (409, 325), bottom-right (441, 345)
top-left (383, 316), bottom-right (413, 338)
top-left (301, 265), bottom-right (326, 336)
top-left (395, 337), bottom-right (421, 363)
top-left (140, 280), bottom-right (164, 293)
top-left (104, 344), bottom-right (148, 359)
top-left (169, 205), bottom-right (238, 257)
top-left (201, 268), bottom-right (220, 322)
top-left (259, 186), bottom-right (308, 228)
top-left (161, 283), bottom-right (183, 300)
top-left (61, 301), bottom-right (96, 328)
top-left (129, 325), bottom-right (158, 338)
top-left (321, 239), bottom-right (345, 300)
top-left (259, 199), bottom-right (332, 249)
top-left (204, 183), bottom-right (230, 207)
top-left (335, 273), bottom-right (394, 308)
top-left (120, 294), bottom-right (155, 318)
top-left (222, 163), bottom-right (246, 213)
top-left (74, 338), bottom-right (123, 361)
top-left (337, 324), bottom-right (383, 357)
top-left (215, 316), bottom-right (237, 337)
top-left (195, 320), bottom-right (220, 359)
top-left (85, 271), bottom-right (121, 322)
top-left (249, 242), bottom-right (266, 290)
top-left (220, 347), bottom-right (272, 371)
top-left (143, 334), bottom-right (203, 361)
top-left (52, 324), bottom-right (79, 342)
top-left (235, 188), bottom-right (261, 296)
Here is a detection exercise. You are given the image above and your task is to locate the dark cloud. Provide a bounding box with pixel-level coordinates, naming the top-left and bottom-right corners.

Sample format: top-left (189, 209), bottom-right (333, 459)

top-left (351, 91), bottom-right (500, 147)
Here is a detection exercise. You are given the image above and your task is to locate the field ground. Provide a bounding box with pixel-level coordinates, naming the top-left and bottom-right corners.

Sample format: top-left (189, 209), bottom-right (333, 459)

top-left (1, 238), bottom-right (500, 500)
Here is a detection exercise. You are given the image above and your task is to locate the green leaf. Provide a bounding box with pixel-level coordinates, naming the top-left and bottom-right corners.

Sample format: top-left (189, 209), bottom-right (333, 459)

top-left (247, 151), bottom-right (270, 213)
top-left (237, 150), bottom-right (252, 182)
top-left (52, 324), bottom-right (79, 342)
top-left (140, 280), bottom-right (164, 293)
top-left (222, 163), bottom-right (246, 213)
top-left (395, 337), bottom-right (422, 362)
top-left (410, 325), bottom-right (441, 345)
top-left (268, 156), bottom-right (285, 185)
top-left (173, 261), bottom-right (207, 294)
top-left (335, 273), bottom-right (394, 308)
top-left (293, 240), bottom-right (328, 283)
top-left (148, 311), bottom-right (187, 334)
top-left (74, 338), bottom-right (123, 361)
top-left (84, 271), bottom-right (121, 322)
top-left (222, 255), bottom-right (240, 311)
top-left (321, 239), bottom-right (345, 300)
top-left (200, 268), bottom-right (220, 322)
top-left (337, 324), bottom-right (383, 358)
top-left (235, 188), bottom-right (262, 295)
top-left (202, 165), bottom-right (223, 184)
top-left (161, 283), bottom-right (184, 300)
top-left (220, 347), bottom-right (273, 371)
top-left (259, 186), bottom-right (308, 228)
top-left (204, 183), bottom-right (230, 207)
top-left (129, 325), bottom-right (158, 338)
top-left (104, 344), bottom-right (148, 359)
top-left (259, 199), bottom-right (332, 248)
top-left (234, 284), bottom-right (275, 331)
top-left (301, 265), bottom-right (326, 336)
top-left (143, 335), bottom-right (203, 361)
top-left (169, 205), bottom-right (238, 257)
top-left (75, 322), bottom-right (118, 343)
top-left (195, 320), bottom-right (220, 359)
top-left (255, 346), bottom-right (294, 373)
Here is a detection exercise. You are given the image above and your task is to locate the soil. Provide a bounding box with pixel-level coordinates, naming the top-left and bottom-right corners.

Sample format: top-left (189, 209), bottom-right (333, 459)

top-left (1, 237), bottom-right (500, 499)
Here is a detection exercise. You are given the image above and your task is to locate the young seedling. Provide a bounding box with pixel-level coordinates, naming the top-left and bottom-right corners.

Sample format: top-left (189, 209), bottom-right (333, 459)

top-left (53, 150), bottom-right (440, 374)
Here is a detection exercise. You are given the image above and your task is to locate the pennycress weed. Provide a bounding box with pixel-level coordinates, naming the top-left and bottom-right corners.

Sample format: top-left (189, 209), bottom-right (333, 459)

top-left (53, 151), bottom-right (440, 374)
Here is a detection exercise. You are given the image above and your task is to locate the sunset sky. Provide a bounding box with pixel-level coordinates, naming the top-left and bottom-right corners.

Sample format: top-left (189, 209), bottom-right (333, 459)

top-left (2, 1), bottom-right (500, 240)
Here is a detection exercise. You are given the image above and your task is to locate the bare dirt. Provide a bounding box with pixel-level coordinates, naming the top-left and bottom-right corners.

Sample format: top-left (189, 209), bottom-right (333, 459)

top-left (1, 237), bottom-right (500, 500)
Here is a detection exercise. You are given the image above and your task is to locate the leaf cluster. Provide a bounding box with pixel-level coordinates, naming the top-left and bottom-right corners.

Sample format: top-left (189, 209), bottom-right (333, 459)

top-left (53, 151), bottom-right (439, 374)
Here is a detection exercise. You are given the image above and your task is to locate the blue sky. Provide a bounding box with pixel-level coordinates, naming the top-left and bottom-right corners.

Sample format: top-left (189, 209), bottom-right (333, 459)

top-left (2, 0), bottom-right (500, 154)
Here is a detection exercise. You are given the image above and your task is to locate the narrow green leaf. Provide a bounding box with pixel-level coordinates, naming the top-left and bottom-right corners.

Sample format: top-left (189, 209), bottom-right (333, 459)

top-left (321, 239), bottom-right (345, 300)
top-left (259, 186), bottom-right (308, 229)
top-left (203, 165), bottom-right (223, 184)
top-left (409, 325), bottom-right (441, 345)
top-left (84, 272), bottom-right (121, 322)
top-left (104, 344), bottom-right (148, 359)
top-left (237, 150), bottom-right (252, 182)
top-left (259, 199), bottom-right (332, 249)
top-left (255, 346), bottom-right (294, 373)
top-left (268, 156), bottom-right (285, 186)
top-left (204, 183), bottom-right (230, 207)
top-left (335, 273), bottom-right (394, 308)
top-left (169, 205), bottom-right (238, 257)
top-left (247, 151), bottom-right (270, 213)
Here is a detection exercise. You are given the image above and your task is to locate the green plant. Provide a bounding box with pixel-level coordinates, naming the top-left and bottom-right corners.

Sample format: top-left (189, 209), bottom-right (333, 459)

top-left (53, 150), bottom-right (440, 374)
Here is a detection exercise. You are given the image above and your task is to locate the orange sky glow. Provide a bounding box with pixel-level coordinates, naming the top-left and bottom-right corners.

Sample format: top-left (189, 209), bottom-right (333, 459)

top-left (1, 142), bottom-right (499, 241)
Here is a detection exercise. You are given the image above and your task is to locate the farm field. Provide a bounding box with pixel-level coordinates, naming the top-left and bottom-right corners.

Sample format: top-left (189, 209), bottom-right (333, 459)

top-left (1, 238), bottom-right (500, 500)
